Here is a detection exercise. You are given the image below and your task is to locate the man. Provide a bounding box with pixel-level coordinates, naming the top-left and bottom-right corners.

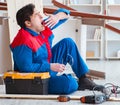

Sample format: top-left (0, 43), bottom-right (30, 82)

top-left (10, 3), bottom-right (104, 94)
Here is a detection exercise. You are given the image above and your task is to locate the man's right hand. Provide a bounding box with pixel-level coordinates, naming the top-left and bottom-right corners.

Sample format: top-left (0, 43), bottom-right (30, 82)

top-left (50, 63), bottom-right (65, 72)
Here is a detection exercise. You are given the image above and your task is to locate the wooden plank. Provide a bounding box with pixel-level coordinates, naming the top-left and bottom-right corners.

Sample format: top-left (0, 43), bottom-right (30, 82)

top-left (0, 2), bottom-right (7, 10)
top-left (109, 97), bottom-right (120, 102)
top-left (43, 7), bottom-right (120, 21)
top-left (0, 94), bottom-right (119, 102)
top-left (81, 18), bottom-right (105, 26)
top-left (0, 94), bottom-right (59, 100)
top-left (0, 6), bottom-right (7, 10)
top-left (43, 7), bottom-right (120, 34)
top-left (52, 0), bottom-right (75, 11)
top-left (0, 2), bottom-right (7, 6)
top-left (52, 0), bottom-right (120, 21)
top-left (87, 69), bottom-right (105, 79)
top-left (105, 24), bottom-right (120, 34)
top-left (52, 0), bottom-right (120, 34)
top-left (0, 94), bottom-right (80, 100)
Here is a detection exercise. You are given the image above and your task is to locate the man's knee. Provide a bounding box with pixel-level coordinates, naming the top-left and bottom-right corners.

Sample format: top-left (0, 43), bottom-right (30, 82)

top-left (48, 74), bottom-right (78, 94)
top-left (63, 74), bottom-right (78, 94)
top-left (61, 38), bottom-right (74, 44)
top-left (60, 38), bottom-right (76, 49)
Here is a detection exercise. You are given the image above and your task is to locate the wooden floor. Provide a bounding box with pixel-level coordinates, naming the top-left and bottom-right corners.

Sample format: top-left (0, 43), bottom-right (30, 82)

top-left (0, 60), bottom-right (120, 105)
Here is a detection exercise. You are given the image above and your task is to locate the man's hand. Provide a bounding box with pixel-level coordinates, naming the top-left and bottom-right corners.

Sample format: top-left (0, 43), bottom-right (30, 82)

top-left (44, 13), bottom-right (59, 28)
top-left (50, 63), bottom-right (65, 72)
top-left (44, 11), bottom-right (69, 28)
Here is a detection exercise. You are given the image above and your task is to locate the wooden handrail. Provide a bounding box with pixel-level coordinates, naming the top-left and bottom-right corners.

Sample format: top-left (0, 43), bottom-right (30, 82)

top-left (44, 7), bottom-right (120, 21)
top-left (52, 0), bottom-right (120, 21)
top-left (52, 0), bottom-right (75, 11)
top-left (0, 2), bottom-right (7, 6)
top-left (0, 2), bottom-right (7, 10)
top-left (1, 0), bottom-right (120, 34)
top-left (105, 24), bottom-right (120, 34)
top-left (0, 7), bottom-right (7, 10)
top-left (50, 0), bottom-right (120, 34)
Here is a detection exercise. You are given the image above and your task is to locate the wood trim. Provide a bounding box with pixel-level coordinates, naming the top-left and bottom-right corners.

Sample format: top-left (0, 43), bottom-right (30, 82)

top-left (0, 2), bottom-right (7, 10)
top-left (0, 2), bottom-right (7, 6)
top-left (81, 18), bottom-right (105, 26)
top-left (43, 7), bottom-right (56, 14)
top-left (87, 69), bottom-right (105, 79)
top-left (50, 0), bottom-right (120, 34)
top-left (52, 0), bottom-right (75, 11)
top-left (52, 0), bottom-right (120, 21)
top-left (105, 24), bottom-right (120, 34)
top-left (0, 94), bottom-right (119, 102)
top-left (0, 6), bottom-right (7, 10)
top-left (43, 7), bottom-right (120, 21)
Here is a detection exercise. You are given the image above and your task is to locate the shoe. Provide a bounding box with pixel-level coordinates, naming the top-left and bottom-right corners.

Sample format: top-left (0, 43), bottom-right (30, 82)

top-left (78, 77), bottom-right (105, 92)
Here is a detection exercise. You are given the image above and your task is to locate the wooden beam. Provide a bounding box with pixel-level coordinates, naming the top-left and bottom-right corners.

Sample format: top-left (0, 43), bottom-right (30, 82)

top-left (0, 94), bottom-right (119, 102)
top-left (51, 0), bottom-right (120, 34)
top-left (0, 2), bottom-right (7, 10)
top-left (87, 69), bottom-right (105, 80)
top-left (81, 18), bottom-right (105, 26)
top-left (52, 0), bottom-right (120, 21)
top-left (0, 6), bottom-right (7, 10)
top-left (52, 0), bottom-right (75, 11)
top-left (0, 94), bottom-right (59, 100)
top-left (0, 2), bottom-right (7, 6)
top-left (44, 7), bottom-right (120, 21)
top-left (105, 24), bottom-right (120, 34)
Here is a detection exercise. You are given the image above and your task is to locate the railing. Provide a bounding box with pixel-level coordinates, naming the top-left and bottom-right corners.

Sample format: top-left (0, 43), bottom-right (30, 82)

top-left (44, 0), bottom-right (120, 34)
top-left (0, 2), bottom-right (7, 10)
top-left (0, 1), bottom-right (119, 34)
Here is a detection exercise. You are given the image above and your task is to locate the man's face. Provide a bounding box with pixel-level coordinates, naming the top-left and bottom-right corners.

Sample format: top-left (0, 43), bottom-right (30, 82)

top-left (26, 8), bottom-right (45, 33)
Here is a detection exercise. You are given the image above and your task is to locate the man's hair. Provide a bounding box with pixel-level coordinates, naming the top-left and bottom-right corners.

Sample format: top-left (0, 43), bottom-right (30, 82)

top-left (16, 3), bottom-right (35, 28)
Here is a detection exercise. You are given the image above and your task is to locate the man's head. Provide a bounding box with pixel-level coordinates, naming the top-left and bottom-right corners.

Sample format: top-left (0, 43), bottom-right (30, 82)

top-left (16, 3), bottom-right (35, 28)
top-left (16, 3), bottom-right (45, 33)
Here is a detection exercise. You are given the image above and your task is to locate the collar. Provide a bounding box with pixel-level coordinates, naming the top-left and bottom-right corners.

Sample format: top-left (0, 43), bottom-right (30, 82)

top-left (25, 28), bottom-right (39, 36)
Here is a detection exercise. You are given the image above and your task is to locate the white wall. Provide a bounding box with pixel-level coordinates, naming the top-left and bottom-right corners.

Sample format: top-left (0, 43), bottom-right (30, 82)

top-left (53, 19), bottom-right (86, 62)
top-left (0, 19), bottom-right (12, 74)
top-left (0, 0), bottom-right (43, 74)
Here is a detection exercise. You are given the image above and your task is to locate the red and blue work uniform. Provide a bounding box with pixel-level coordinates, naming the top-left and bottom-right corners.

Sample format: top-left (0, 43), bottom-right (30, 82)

top-left (10, 8), bottom-right (89, 94)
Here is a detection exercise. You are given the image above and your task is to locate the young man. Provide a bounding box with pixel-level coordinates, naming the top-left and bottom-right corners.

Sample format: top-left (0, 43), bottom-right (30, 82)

top-left (10, 3), bottom-right (104, 94)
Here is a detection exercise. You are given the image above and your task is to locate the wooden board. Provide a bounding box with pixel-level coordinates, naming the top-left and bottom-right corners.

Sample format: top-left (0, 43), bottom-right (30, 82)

top-left (0, 94), bottom-right (79, 100)
top-left (87, 69), bottom-right (105, 80)
top-left (0, 94), bottom-right (119, 102)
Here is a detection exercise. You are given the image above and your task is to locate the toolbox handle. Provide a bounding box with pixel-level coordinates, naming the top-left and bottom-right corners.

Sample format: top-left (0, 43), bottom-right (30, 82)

top-left (4, 77), bottom-right (14, 84)
top-left (33, 77), bottom-right (42, 85)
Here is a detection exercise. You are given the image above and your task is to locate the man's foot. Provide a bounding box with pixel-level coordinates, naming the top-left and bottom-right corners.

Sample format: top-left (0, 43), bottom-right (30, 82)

top-left (78, 77), bottom-right (105, 92)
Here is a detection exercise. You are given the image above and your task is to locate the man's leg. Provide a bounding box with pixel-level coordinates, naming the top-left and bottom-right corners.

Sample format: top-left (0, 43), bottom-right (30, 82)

top-left (51, 38), bottom-right (104, 91)
top-left (48, 74), bottom-right (78, 94)
top-left (51, 38), bottom-right (89, 77)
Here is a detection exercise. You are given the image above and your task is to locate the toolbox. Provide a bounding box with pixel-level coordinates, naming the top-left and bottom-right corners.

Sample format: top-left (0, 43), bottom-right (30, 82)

top-left (3, 71), bottom-right (50, 95)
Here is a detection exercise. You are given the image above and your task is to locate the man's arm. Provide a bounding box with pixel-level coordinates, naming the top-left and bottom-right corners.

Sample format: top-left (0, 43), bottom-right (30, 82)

top-left (44, 8), bottom-right (70, 29)
top-left (12, 45), bottom-right (50, 73)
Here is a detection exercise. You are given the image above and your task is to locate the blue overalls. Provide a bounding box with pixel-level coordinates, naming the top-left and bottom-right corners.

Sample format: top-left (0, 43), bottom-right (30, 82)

top-left (10, 8), bottom-right (89, 94)
top-left (49, 38), bottom-right (89, 94)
